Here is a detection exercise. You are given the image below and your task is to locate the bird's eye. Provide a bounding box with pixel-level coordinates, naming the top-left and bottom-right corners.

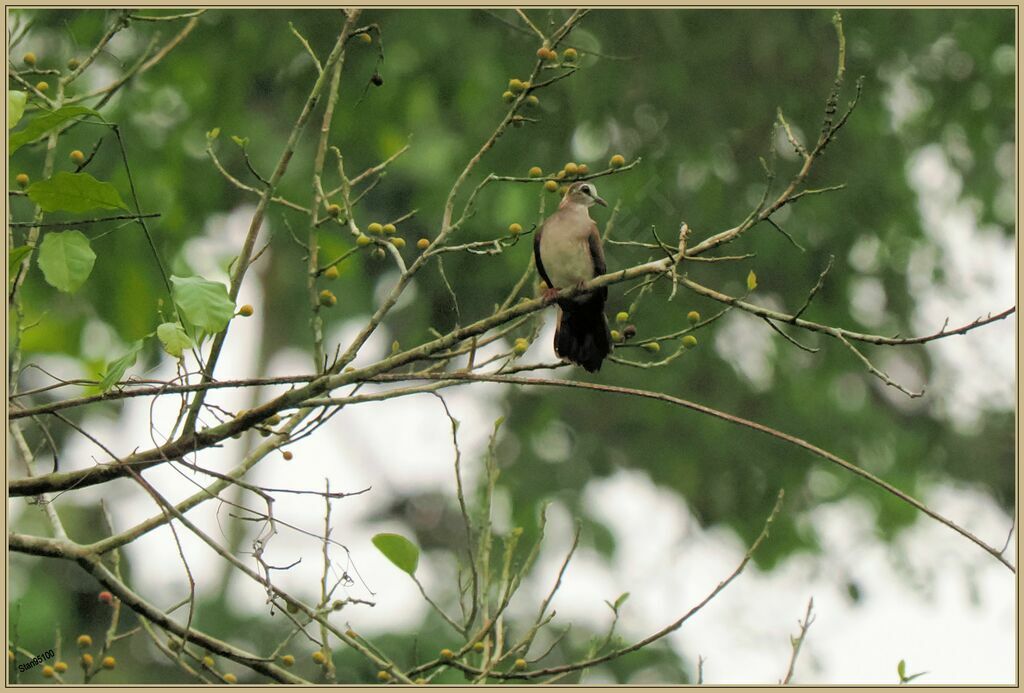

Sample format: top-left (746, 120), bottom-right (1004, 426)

top-left (581, 185), bottom-right (590, 194)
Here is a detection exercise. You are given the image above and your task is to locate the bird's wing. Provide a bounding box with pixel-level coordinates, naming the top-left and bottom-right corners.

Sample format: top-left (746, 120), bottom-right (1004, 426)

top-left (534, 219), bottom-right (554, 288)
top-left (587, 221), bottom-right (607, 275)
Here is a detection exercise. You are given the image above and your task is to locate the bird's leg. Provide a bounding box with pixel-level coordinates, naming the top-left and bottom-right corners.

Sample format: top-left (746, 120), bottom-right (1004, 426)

top-left (542, 286), bottom-right (560, 302)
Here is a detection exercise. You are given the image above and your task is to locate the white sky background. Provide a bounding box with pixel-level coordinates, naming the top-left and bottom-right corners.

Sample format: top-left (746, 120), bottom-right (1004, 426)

top-left (9, 32), bottom-right (1017, 687)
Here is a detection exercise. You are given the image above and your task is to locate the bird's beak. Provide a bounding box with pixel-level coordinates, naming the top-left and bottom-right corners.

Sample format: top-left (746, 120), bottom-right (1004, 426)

top-left (593, 194), bottom-right (608, 207)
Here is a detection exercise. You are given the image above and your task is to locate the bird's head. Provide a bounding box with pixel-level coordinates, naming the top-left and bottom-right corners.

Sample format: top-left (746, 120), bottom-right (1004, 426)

top-left (561, 181), bottom-right (608, 209)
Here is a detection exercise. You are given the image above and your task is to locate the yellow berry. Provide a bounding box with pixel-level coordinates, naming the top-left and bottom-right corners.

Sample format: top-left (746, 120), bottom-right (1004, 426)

top-left (687, 310), bottom-right (701, 324)
top-left (35, 81), bottom-right (48, 93)
top-left (224, 673), bottom-right (237, 684)
top-left (67, 58), bottom-right (80, 71)
top-left (372, 247), bottom-right (386, 260)
top-left (512, 338), bottom-right (528, 355)
top-left (81, 654), bottom-right (93, 669)
top-left (536, 47), bottom-right (548, 59)
top-left (345, 629), bottom-right (357, 639)
top-left (563, 48), bottom-right (578, 62)
top-left (76, 635), bottom-right (92, 649)
top-left (643, 341), bottom-right (661, 353)
top-left (281, 654), bottom-right (295, 667)
top-left (508, 223), bottom-right (523, 235)
top-left (391, 237), bottom-right (406, 249)
top-left (312, 651), bottom-right (327, 665)
top-left (101, 656), bottom-right (115, 670)
top-left (439, 648), bottom-right (454, 660)
top-left (472, 642), bottom-right (485, 653)
top-left (510, 79), bottom-right (527, 94)
top-left (544, 180), bottom-right (558, 192)
top-left (615, 311), bottom-right (629, 324)
top-left (367, 222), bottom-right (383, 235)
top-left (356, 234), bottom-right (371, 247)
top-left (70, 150), bottom-right (85, 164)
top-left (502, 90), bottom-right (515, 103)
top-left (319, 289), bottom-right (337, 307)
top-left (327, 203), bottom-right (341, 218)
top-left (417, 238), bottom-right (430, 250)
top-left (15, 173), bottom-right (29, 188)
top-left (545, 48), bottom-right (559, 61)
top-left (359, 32), bottom-right (372, 44)
top-left (610, 329), bottom-right (622, 342)
top-left (383, 223), bottom-right (397, 235)
top-left (324, 265), bottom-right (340, 280)
top-left (577, 163), bottom-right (589, 175)
top-left (682, 335), bottom-right (698, 349)
top-left (239, 304), bottom-right (254, 317)
top-left (555, 169), bottom-right (566, 179)
top-left (167, 639), bottom-right (181, 652)
top-left (514, 658), bottom-right (527, 670)
top-left (526, 95), bottom-right (539, 107)
top-left (42, 665), bottom-right (54, 678)
top-left (557, 185), bottom-right (568, 196)
top-left (377, 670), bottom-right (392, 682)
top-left (564, 162), bottom-right (579, 175)
top-left (54, 662), bottom-right (68, 673)
top-left (23, 52), bottom-right (36, 66)
top-left (609, 154), bottom-right (626, 168)
top-left (528, 166), bottom-right (542, 177)
top-left (203, 656), bottom-right (214, 668)
top-left (282, 450), bottom-right (293, 461)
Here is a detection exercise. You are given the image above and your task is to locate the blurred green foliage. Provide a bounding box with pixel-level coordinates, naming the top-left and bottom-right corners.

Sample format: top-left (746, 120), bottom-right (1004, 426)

top-left (8, 8), bottom-right (1014, 684)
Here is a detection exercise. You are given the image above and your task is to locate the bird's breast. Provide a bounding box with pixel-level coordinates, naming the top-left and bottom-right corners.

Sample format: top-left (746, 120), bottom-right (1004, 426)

top-left (540, 228), bottom-right (595, 292)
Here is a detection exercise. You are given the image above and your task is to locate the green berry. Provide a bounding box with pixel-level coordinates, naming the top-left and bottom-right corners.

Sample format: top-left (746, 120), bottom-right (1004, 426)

top-left (67, 58), bottom-right (80, 71)
top-left (324, 265), bottom-right (340, 280)
top-left (356, 234), bottom-right (371, 247)
top-left (35, 81), bottom-right (48, 93)
top-left (367, 222), bottom-right (383, 235)
top-left (281, 655), bottom-right (295, 667)
top-left (615, 311), bottom-right (629, 324)
top-left (312, 651), bottom-right (326, 665)
top-left (23, 52), bottom-right (36, 66)
top-left (512, 338), bottom-right (528, 355)
top-left (562, 48), bottom-right (578, 62)
top-left (610, 329), bottom-right (622, 342)
top-left (514, 658), bottom-right (527, 670)
top-left (502, 90), bottom-right (515, 103)
top-left (682, 335), bottom-right (698, 349)
top-left (472, 642), bottom-right (485, 653)
top-left (525, 95), bottom-right (539, 107)
top-left (391, 237), bottom-right (406, 249)
top-left (319, 289), bottom-right (337, 307)
top-left (643, 341), bottom-right (661, 353)
top-left (508, 79), bottom-right (526, 94)
top-left (544, 180), bottom-right (558, 192)
top-left (327, 203), bottom-right (341, 218)
top-left (382, 223), bottom-right (397, 235)
top-left (609, 154), bottom-right (626, 168)
top-left (377, 670), bottom-right (391, 682)
top-left (15, 173), bottom-right (29, 188)
top-left (202, 656), bottom-right (214, 668)
top-left (687, 310), bottom-right (700, 324)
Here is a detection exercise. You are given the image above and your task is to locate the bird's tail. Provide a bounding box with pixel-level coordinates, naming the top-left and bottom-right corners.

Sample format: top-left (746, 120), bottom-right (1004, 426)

top-left (554, 296), bottom-right (612, 373)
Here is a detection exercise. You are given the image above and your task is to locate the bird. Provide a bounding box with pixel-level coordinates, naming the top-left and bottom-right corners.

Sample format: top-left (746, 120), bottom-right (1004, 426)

top-left (534, 180), bottom-right (612, 372)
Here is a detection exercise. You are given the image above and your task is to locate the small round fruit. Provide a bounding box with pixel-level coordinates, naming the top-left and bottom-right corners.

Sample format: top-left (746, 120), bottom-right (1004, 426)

top-left (472, 642), bottom-right (485, 653)
top-left (356, 234), bottom-right (371, 247)
top-left (324, 265), bottom-right (340, 280)
top-left (544, 180), bottom-right (558, 192)
top-left (525, 95), bottom-right (539, 107)
top-left (224, 673), bottom-right (237, 684)
top-left (23, 52), bottom-right (37, 66)
top-left (514, 658), bottom-right (527, 670)
top-left (15, 173), bottom-right (29, 188)
top-left (267, 414), bottom-right (282, 425)
top-left (70, 150), bottom-right (85, 164)
top-left (319, 290), bottom-right (337, 307)
top-left (359, 32), bottom-right (373, 44)
top-left (367, 222), bottom-right (383, 235)
top-left (687, 310), bottom-right (701, 324)
top-left (372, 247), bottom-right (387, 260)
top-left (35, 81), bottom-right (48, 93)
top-left (42, 665), bottom-right (54, 678)
top-left (345, 629), bottom-right (358, 639)
top-left (101, 656), bottom-right (115, 670)
top-left (682, 335), bottom-right (698, 349)
top-left (512, 338), bottom-right (528, 355)
top-left (611, 329), bottom-right (623, 342)
top-left (615, 311), bottom-right (629, 324)
top-left (54, 662), bottom-right (68, 674)
top-left (327, 203), bottom-right (341, 218)
top-left (98, 590), bottom-right (114, 605)
top-left (535, 46), bottom-right (548, 59)
top-left (391, 237), bottom-right (406, 249)
top-left (371, 72), bottom-right (384, 87)
top-left (609, 154), bottom-right (626, 168)
top-left (439, 648), bottom-right (454, 660)
top-left (577, 163), bottom-right (589, 175)
top-left (545, 48), bottom-right (559, 61)
top-left (416, 238), bottom-right (430, 250)
top-left (643, 341), bottom-right (661, 353)
top-left (203, 656), bottom-right (215, 668)
top-left (528, 166), bottom-right (542, 177)
top-left (282, 450), bottom-right (293, 461)
top-left (557, 185), bottom-right (568, 195)
top-left (508, 223), bottom-right (522, 235)
top-left (383, 223), bottom-right (397, 235)
top-left (564, 162), bottom-right (579, 175)
top-left (562, 47), bottom-right (578, 62)
top-left (377, 670), bottom-right (392, 682)
top-left (555, 169), bottom-right (566, 179)
top-left (81, 654), bottom-right (93, 669)
top-left (167, 639), bottom-right (181, 652)
top-left (502, 90), bottom-right (515, 103)
top-left (281, 655), bottom-right (295, 667)
top-left (77, 635), bottom-right (92, 649)
top-left (508, 78), bottom-right (526, 94)
top-left (67, 58), bottom-right (80, 71)
top-left (623, 325), bottom-right (637, 339)
top-left (312, 651), bottom-right (326, 665)
top-left (239, 304), bottom-right (254, 317)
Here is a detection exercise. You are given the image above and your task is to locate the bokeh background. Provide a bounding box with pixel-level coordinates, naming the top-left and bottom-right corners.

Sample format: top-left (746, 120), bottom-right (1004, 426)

top-left (7, 7), bottom-right (1016, 684)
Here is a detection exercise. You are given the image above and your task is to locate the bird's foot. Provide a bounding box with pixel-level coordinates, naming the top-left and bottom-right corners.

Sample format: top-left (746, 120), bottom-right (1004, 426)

top-left (542, 286), bottom-right (560, 302)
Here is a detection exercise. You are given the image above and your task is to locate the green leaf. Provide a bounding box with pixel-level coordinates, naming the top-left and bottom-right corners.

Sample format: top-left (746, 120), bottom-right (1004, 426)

top-left (27, 171), bottom-right (128, 213)
top-left (746, 269), bottom-right (758, 291)
top-left (36, 230), bottom-right (96, 293)
top-left (897, 659), bottom-right (906, 681)
top-left (371, 532), bottom-right (419, 575)
top-left (9, 105), bottom-right (103, 153)
top-left (157, 322), bottom-right (194, 358)
top-left (100, 340), bottom-right (144, 392)
top-left (8, 91), bottom-right (27, 130)
top-left (8, 245), bottom-right (33, 277)
top-left (170, 275), bottom-right (235, 334)
top-left (613, 592), bottom-right (630, 610)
